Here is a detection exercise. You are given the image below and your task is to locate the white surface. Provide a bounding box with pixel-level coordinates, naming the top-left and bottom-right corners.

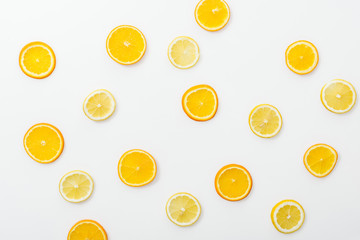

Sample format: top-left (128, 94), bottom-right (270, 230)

top-left (0, 0), bottom-right (360, 239)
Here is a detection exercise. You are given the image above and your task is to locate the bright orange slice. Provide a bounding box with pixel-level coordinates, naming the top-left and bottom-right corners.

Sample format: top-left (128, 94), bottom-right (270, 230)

top-left (285, 40), bottom-right (318, 75)
top-left (68, 219), bottom-right (107, 240)
top-left (304, 144), bottom-right (338, 177)
top-left (195, 0), bottom-right (230, 31)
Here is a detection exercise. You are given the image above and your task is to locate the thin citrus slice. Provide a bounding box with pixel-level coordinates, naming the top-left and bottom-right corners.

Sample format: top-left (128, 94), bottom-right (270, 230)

top-left (304, 144), bottom-right (338, 177)
top-left (83, 89), bottom-right (116, 121)
top-left (59, 170), bottom-right (94, 203)
top-left (285, 40), bottom-right (318, 75)
top-left (271, 200), bottom-right (305, 234)
top-left (182, 84), bottom-right (218, 121)
top-left (168, 36), bottom-right (200, 69)
top-left (166, 192), bottom-right (201, 227)
top-left (321, 79), bottom-right (356, 114)
top-left (215, 164), bottom-right (252, 201)
top-left (118, 149), bottom-right (157, 187)
top-left (195, 0), bottom-right (230, 31)
top-left (23, 123), bottom-right (64, 163)
top-left (106, 25), bottom-right (146, 65)
top-left (19, 41), bottom-right (56, 79)
top-left (249, 104), bottom-right (282, 138)
top-left (68, 219), bottom-right (107, 240)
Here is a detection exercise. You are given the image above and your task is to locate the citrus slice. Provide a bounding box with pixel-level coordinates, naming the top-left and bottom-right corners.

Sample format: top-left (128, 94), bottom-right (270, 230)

top-left (182, 84), bottom-right (218, 121)
top-left (271, 200), bottom-right (305, 234)
top-left (195, 0), bottom-right (230, 31)
top-left (83, 89), bottom-right (116, 121)
top-left (68, 219), bottom-right (107, 240)
top-left (249, 104), bottom-right (282, 138)
top-left (168, 36), bottom-right (200, 69)
top-left (285, 40), bottom-right (318, 75)
top-left (321, 79), bottom-right (356, 114)
top-left (106, 25), bottom-right (146, 65)
top-left (19, 41), bottom-right (56, 79)
top-left (166, 192), bottom-right (201, 227)
top-left (23, 123), bottom-right (64, 163)
top-left (215, 164), bottom-right (252, 201)
top-left (304, 144), bottom-right (338, 178)
top-left (118, 149), bottom-right (157, 187)
top-left (59, 170), bottom-right (94, 203)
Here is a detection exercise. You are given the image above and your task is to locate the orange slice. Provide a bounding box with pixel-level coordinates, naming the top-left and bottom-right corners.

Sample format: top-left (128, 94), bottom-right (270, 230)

top-left (68, 220), bottom-right (107, 240)
top-left (304, 144), bottom-right (338, 177)
top-left (195, 0), bottom-right (230, 31)
top-left (271, 200), bottom-right (305, 234)
top-left (285, 40), bottom-right (318, 75)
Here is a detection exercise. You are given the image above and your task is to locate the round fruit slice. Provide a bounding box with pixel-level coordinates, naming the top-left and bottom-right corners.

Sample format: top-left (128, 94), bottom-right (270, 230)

top-left (271, 200), bottom-right (305, 234)
top-left (23, 123), bottom-right (64, 163)
top-left (195, 0), bottom-right (230, 31)
top-left (19, 41), bottom-right (56, 79)
top-left (106, 25), bottom-right (146, 65)
top-left (321, 79), bottom-right (356, 114)
top-left (249, 104), bottom-right (282, 138)
top-left (68, 219), bottom-right (107, 240)
top-left (168, 36), bottom-right (200, 69)
top-left (59, 170), bottom-right (94, 203)
top-left (166, 192), bottom-right (201, 227)
top-left (285, 40), bottom-right (318, 75)
top-left (304, 144), bottom-right (338, 178)
top-left (83, 89), bottom-right (116, 121)
top-left (118, 149), bottom-right (157, 187)
top-left (182, 84), bottom-right (218, 121)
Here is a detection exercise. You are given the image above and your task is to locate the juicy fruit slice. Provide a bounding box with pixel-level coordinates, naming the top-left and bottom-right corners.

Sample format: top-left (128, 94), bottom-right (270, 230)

top-left (321, 79), bottom-right (356, 114)
top-left (168, 36), bottom-right (200, 69)
top-left (68, 219), bottom-right (107, 240)
top-left (166, 192), bottom-right (201, 227)
top-left (182, 84), bottom-right (218, 121)
top-left (106, 25), bottom-right (146, 65)
top-left (19, 41), bottom-right (56, 79)
top-left (285, 40), bottom-right (318, 75)
top-left (23, 123), bottom-right (64, 163)
top-left (195, 0), bottom-right (230, 31)
top-left (118, 149), bottom-right (157, 187)
top-left (59, 170), bottom-right (94, 203)
top-left (83, 89), bottom-right (116, 121)
top-left (249, 104), bottom-right (282, 138)
top-left (304, 144), bottom-right (338, 177)
top-left (271, 200), bottom-right (305, 234)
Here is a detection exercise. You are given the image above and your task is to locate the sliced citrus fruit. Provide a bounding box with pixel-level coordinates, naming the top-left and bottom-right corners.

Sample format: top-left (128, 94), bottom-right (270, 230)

top-left (106, 25), bottom-right (146, 65)
top-left (249, 104), bottom-right (282, 138)
top-left (215, 164), bottom-right (252, 201)
top-left (23, 123), bottom-right (64, 163)
top-left (83, 89), bottom-right (116, 121)
top-left (285, 40), bottom-right (318, 75)
top-left (321, 79), bottom-right (356, 114)
top-left (195, 0), bottom-right (230, 31)
top-left (166, 192), bottom-right (201, 227)
top-left (168, 36), bottom-right (200, 69)
top-left (19, 41), bottom-right (56, 79)
top-left (182, 84), bottom-right (218, 121)
top-left (304, 144), bottom-right (338, 178)
top-left (59, 170), bottom-right (94, 203)
top-left (271, 200), bottom-right (305, 234)
top-left (118, 149), bottom-right (157, 187)
top-left (68, 219), bottom-right (107, 240)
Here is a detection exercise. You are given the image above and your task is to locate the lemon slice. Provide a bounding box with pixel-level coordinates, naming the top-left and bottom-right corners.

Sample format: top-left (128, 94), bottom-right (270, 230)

top-left (271, 200), bottom-right (305, 234)
top-left (83, 89), bottom-right (116, 121)
top-left (195, 0), bottom-right (230, 31)
top-left (59, 170), bottom-right (94, 203)
top-left (168, 36), bottom-right (200, 69)
top-left (321, 79), bottom-right (356, 114)
top-left (106, 25), bottom-right (146, 65)
top-left (118, 149), bottom-right (157, 187)
top-left (304, 144), bottom-right (338, 177)
top-left (166, 192), bottom-right (201, 227)
top-left (182, 84), bottom-right (218, 121)
top-left (19, 41), bottom-right (56, 79)
top-left (68, 219), bottom-right (107, 240)
top-left (249, 104), bottom-right (282, 138)
top-left (285, 40), bottom-right (318, 75)
top-left (23, 123), bottom-right (64, 163)
top-left (215, 164), bottom-right (252, 201)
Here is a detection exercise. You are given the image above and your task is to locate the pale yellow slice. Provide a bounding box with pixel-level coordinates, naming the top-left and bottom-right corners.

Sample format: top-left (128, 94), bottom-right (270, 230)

top-left (168, 36), bottom-right (199, 69)
top-left (249, 104), bottom-right (282, 138)
top-left (83, 89), bottom-right (116, 121)
top-left (271, 200), bottom-right (305, 234)
top-left (59, 170), bottom-right (94, 203)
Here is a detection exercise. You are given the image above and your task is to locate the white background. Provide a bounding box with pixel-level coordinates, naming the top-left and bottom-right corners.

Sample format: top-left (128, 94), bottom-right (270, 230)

top-left (1, 0), bottom-right (360, 239)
